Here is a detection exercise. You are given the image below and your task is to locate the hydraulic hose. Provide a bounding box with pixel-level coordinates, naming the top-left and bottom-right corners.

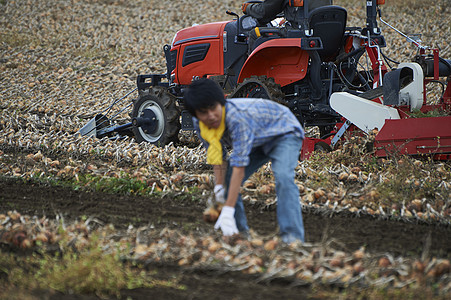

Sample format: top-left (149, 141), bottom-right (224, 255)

top-left (308, 50), bottom-right (322, 101)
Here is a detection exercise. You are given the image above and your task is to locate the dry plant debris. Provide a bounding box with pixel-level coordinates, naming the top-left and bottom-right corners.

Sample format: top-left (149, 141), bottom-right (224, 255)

top-left (0, 0), bottom-right (450, 296)
top-left (1, 212), bottom-right (450, 294)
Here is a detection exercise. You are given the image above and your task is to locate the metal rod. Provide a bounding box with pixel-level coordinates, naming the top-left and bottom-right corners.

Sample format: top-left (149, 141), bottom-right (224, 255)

top-left (367, 31), bottom-right (383, 86)
top-left (330, 120), bottom-right (352, 148)
top-left (379, 17), bottom-right (427, 50)
top-left (416, 145), bottom-right (451, 149)
top-left (97, 122), bottom-right (134, 137)
top-left (108, 101), bottom-right (133, 122)
top-left (101, 87), bottom-right (137, 116)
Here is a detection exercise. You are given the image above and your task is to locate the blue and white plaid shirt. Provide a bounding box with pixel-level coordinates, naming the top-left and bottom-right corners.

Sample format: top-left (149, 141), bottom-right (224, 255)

top-left (193, 98), bottom-right (304, 167)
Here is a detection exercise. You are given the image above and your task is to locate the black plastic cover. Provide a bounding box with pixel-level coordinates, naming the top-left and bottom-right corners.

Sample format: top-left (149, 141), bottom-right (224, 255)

top-left (182, 43), bottom-right (210, 67)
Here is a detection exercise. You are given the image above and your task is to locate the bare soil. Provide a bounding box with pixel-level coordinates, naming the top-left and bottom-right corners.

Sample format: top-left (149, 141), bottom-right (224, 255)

top-left (1, 177), bottom-right (450, 299)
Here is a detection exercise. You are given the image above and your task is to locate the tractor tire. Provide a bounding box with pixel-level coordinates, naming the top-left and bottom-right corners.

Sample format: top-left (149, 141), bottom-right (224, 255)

top-left (314, 141), bottom-right (332, 153)
top-left (131, 87), bottom-right (180, 146)
top-left (229, 76), bottom-right (285, 105)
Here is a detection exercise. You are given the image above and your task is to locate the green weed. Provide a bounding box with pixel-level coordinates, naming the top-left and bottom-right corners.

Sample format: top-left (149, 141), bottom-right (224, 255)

top-left (0, 32), bottom-right (39, 48)
top-left (0, 234), bottom-right (184, 298)
top-left (409, 109), bottom-right (450, 118)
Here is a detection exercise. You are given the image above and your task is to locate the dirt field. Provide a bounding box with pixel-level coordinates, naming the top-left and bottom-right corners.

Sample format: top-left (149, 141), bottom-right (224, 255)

top-left (1, 0), bottom-right (451, 298)
top-left (1, 176), bottom-right (450, 299)
top-left (2, 178), bottom-right (451, 259)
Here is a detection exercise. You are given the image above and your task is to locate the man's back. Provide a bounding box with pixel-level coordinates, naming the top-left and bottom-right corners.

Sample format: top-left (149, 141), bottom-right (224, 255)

top-left (224, 98), bottom-right (304, 167)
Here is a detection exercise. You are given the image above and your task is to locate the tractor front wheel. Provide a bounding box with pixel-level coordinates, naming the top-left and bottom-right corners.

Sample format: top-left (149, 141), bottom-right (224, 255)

top-left (131, 87), bottom-right (180, 146)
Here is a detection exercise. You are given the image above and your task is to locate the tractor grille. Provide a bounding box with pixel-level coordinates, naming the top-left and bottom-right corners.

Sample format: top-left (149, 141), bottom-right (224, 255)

top-left (182, 43), bottom-right (210, 67)
top-left (168, 49), bottom-right (177, 74)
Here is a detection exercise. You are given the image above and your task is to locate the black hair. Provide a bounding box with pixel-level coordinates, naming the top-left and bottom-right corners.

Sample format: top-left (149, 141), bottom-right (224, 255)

top-left (183, 78), bottom-right (226, 117)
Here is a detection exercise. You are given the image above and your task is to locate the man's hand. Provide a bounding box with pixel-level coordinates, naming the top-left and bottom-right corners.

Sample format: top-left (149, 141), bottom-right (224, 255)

top-left (214, 206), bottom-right (238, 236)
top-left (214, 184), bottom-right (225, 203)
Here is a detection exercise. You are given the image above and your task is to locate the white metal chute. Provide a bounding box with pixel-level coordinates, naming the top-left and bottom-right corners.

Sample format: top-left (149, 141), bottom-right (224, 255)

top-left (330, 92), bottom-right (400, 133)
top-left (398, 62), bottom-right (424, 112)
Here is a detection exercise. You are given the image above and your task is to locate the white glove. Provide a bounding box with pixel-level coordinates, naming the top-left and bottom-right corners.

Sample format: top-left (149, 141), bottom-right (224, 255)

top-left (214, 184), bottom-right (226, 203)
top-left (214, 206), bottom-right (238, 236)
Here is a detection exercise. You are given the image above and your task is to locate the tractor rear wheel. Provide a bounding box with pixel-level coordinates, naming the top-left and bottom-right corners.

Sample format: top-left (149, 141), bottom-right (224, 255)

top-left (314, 141), bottom-right (332, 153)
top-left (229, 76), bottom-right (285, 105)
top-left (131, 87), bottom-right (180, 146)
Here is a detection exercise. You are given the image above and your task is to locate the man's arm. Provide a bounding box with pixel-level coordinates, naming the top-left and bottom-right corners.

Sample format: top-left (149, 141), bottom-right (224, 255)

top-left (214, 166), bottom-right (244, 236)
top-left (225, 166), bottom-right (245, 208)
top-left (213, 163), bottom-right (227, 186)
top-left (242, 0), bottom-right (285, 25)
top-left (213, 163), bottom-right (228, 203)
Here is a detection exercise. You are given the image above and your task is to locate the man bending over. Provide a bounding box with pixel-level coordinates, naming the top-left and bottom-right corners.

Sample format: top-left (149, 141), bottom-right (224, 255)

top-left (184, 78), bottom-right (305, 243)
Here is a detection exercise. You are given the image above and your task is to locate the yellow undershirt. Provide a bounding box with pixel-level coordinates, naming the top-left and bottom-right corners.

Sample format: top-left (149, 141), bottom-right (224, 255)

top-left (199, 106), bottom-right (226, 165)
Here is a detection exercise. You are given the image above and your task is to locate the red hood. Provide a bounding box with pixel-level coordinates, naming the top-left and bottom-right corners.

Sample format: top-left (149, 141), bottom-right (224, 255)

top-left (172, 21), bottom-right (229, 46)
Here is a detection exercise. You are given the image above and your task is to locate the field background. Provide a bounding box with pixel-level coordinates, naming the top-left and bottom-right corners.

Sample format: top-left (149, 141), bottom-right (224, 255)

top-left (1, 0), bottom-right (450, 299)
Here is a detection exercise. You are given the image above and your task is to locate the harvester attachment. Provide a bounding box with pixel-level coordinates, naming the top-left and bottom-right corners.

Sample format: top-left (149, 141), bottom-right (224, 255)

top-left (77, 88), bottom-right (137, 140)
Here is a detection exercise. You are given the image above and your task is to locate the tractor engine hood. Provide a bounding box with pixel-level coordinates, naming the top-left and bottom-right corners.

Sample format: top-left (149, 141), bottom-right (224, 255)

top-left (171, 21), bottom-right (229, 47)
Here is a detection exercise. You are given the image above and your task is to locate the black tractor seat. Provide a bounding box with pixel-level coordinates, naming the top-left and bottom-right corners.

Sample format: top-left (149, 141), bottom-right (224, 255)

top-left (308, 5), bottom-right (347, 61)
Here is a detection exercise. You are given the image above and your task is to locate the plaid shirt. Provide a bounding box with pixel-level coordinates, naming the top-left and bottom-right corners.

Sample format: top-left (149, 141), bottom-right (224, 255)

top-left (193, 98), bottom-right (304, 167)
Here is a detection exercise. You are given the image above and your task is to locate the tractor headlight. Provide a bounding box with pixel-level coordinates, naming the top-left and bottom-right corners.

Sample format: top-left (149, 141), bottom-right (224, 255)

top-left (171, 33), bottom-right (178, 48)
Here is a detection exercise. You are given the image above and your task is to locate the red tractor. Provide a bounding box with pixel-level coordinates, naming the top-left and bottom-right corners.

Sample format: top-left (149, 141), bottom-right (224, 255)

top-left (80, 0), bottom-right (451, 159)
